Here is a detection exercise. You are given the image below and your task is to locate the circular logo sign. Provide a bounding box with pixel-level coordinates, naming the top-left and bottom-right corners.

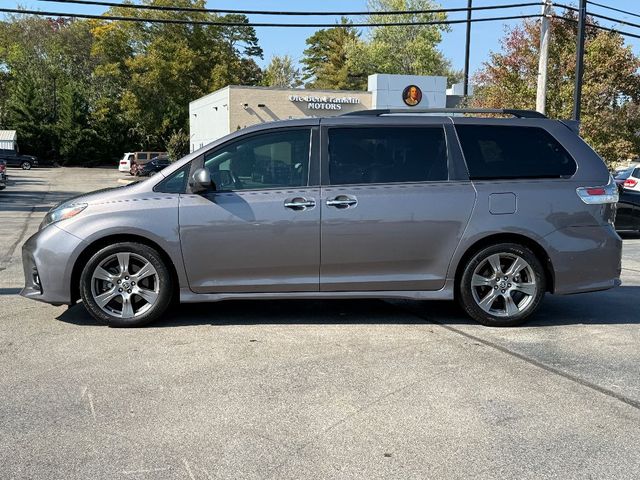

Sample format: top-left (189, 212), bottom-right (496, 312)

top-left (402, 85), bottom-right (422, 107)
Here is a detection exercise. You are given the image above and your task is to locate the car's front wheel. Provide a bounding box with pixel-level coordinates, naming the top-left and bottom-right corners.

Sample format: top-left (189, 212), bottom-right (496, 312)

top-left (458, 243), bottom-right (546, 327)
top-left (21, 161), bottom-right (32, 170)
top-left (80, 242), bottom-right (173, 327)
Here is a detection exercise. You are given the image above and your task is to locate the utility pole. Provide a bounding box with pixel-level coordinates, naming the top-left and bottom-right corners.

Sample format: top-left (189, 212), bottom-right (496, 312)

top-left (536, 0), bottom-right (552, 114)
top-left (463, 0), bottom-right (472, 96)
top-left (573, 0), bottom-right (587, 122)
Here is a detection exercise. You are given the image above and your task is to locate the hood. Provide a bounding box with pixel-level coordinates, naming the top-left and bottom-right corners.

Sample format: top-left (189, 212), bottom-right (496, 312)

top-left (49, 182), bottom-right (140, 211)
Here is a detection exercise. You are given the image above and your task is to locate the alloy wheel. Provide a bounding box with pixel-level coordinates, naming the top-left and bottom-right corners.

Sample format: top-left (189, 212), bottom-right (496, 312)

top-left (90, 252), bottom-right (159, 319)
top-left (470, 252), bottom-right (537, 318)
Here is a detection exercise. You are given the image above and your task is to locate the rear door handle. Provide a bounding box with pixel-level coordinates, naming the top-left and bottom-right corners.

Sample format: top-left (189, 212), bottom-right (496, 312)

top-left (326, 195), bottom-right (358, 209)
top-left (284, 197), bottom-right (316, 211)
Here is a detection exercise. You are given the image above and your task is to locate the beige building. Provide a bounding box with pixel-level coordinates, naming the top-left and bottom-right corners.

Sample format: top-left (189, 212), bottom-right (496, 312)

top-left (189, 86), bottom-right (372, 152)
top-left (189, 74), bottom-right (465, 152)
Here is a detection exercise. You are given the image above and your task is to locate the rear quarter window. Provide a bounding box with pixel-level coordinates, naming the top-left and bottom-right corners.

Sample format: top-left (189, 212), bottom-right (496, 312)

top-left (455, 125), bottom-right (577, 180)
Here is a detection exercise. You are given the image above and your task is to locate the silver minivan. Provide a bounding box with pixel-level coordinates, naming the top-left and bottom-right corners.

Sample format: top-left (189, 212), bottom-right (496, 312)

top-left (21, 109), bottom-right (622, 327)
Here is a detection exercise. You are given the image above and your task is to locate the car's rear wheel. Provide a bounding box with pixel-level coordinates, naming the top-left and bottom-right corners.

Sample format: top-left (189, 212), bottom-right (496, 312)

top-left (21, 161), bottom-right (32, 170)
top-left (80, 242), bottom-right (173, 327)
top-left (458, 243), bottom-right (546, 327)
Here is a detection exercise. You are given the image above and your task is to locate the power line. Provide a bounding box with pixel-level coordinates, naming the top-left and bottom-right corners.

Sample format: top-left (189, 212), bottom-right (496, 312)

top-left (553, 3), bottom-right (579, 13)
top-left (554, 4), bottom-right (640, 35)
top-left (587, 22), bottom-right (640, 40)
top-left (36, 0), bottom-right (543, 17)
top-left (587, 11), bottom-right (640, 32)
top-left (586, 1), bottom-right (640, 21)
top-left (554, 15), bottom-right (640, 40)
top-left (0, 8), bottom-right (541, 28)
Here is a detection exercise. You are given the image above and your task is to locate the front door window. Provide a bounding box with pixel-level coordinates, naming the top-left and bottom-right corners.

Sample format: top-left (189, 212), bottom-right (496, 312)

top-left (204, 129), bottom-right (311, 191)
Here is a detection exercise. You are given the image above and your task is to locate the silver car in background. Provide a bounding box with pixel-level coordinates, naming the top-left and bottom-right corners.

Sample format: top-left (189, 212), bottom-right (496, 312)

top-left (21, 109), bottom-right (622, 327)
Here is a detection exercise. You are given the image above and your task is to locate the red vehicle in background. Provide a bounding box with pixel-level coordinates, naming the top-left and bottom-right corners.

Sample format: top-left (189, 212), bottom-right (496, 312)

top-left (0, 160), bottom-right (7, 190)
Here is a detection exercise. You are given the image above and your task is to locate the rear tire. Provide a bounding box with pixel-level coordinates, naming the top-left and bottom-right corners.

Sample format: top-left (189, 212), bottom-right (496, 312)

top-left (79, 242), bottom-right (173, 327)
top-left (458, 243), bottom-right (546, 327)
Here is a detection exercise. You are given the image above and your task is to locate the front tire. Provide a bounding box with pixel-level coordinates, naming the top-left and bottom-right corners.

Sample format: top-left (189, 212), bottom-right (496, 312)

top-left (21, 161), bottom-right (32, 170)
top-left (80, 242), bottom-right (173, 327)
top-left (458, 243), bottom-right (546, 327)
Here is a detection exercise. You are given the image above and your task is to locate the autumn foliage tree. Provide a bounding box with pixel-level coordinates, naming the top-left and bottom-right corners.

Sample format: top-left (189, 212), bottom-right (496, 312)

top-left (471, 12), bottom-right (640, 165)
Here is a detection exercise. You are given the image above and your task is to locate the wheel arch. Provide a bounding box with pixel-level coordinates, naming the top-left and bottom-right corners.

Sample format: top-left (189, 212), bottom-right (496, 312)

top-left (453, 233), bottom-right (555, 296)
top-left (70, 234), bottom-right (180, 304)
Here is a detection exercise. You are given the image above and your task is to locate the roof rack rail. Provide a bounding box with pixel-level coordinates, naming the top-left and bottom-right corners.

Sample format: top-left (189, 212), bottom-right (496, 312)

top-left (341, 108), bottom-right (547, 119)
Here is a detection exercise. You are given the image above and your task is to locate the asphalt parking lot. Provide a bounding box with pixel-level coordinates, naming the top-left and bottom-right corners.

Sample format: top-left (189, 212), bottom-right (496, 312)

top-left (1, 167), bottom-right (640, 479)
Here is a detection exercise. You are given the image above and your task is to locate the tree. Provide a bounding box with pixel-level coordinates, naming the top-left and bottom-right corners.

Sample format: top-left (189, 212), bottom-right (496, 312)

top-left (0, 16), bottom-right (95, 161)
top-left (57, 81), bottom-right (99, 165)
top-left (346, 0), bottom-right (460, 86)
top-left (263, 55), bottom-right (302, 88)
top-left (471, 13), bottom-right (640, 165)
top-left (90, 0), bottom-right (264, 149)
top-left (301, 18), bottom-right (364, 90)
top-left (166, 128), bottom-right (190, 161)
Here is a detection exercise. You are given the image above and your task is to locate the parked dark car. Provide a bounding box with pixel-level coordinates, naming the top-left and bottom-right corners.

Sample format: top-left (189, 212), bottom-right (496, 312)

top-left (0, 160), bottom-right (7, 190)
top-left (0, 149), bottom-right (38, 170)
top-left (616, 189), bottom-right (640, 233)
top-left (136, 156), bottom-right (171, 177)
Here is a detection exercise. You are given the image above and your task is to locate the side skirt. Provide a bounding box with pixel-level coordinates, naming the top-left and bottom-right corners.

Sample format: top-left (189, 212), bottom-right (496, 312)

top-left (179, 280), bottom-right (456, 303)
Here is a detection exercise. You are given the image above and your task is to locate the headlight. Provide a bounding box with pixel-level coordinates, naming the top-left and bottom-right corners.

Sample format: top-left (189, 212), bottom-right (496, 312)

top-left (40, 203), bottom-right (88, 230)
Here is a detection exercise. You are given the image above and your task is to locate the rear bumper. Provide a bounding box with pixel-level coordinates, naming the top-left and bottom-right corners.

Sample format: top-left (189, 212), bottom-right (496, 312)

top-left (20, 224), bottom-right (86, 305)
top-left (545, 224), bottom-right (622, 295)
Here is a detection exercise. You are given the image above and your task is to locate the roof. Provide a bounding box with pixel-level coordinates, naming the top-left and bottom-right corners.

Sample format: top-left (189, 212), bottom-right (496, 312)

top-left (0, 130), bottom-right (17, 142)
top-left (341, 108), bottom-right (547, 119)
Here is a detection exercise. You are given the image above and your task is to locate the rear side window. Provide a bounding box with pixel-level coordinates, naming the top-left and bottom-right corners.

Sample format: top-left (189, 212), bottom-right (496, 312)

top-left (328, 127), bottom-right (447, 185)
top-left (633, 168), bottom-right (640, 178)
top-left (455, 125), bottom-right (577, 180)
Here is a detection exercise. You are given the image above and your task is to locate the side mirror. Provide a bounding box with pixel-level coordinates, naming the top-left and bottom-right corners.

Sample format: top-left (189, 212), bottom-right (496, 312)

top-left (191, 167), bottom-right (216, 193)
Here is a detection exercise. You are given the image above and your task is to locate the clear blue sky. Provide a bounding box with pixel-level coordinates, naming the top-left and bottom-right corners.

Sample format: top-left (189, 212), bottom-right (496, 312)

top-left (7, 0), bottom-right (640, 76)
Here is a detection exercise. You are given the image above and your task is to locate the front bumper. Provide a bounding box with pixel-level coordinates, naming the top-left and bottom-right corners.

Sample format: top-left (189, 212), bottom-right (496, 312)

top-left (20, 224), bottom-right (86, 305)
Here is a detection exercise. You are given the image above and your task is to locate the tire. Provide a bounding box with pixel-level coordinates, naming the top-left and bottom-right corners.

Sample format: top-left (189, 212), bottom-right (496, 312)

top-left (458, 243), bottom-right (546, 327)
top-left (79, 242), bottom-right (173, 327)
top-left (21, 161), bottom-right (32, 170)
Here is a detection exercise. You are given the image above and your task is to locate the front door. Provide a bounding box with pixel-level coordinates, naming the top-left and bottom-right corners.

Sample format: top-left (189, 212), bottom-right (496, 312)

top-left (320, 124), bottom-right (476, 291)
top-left (179, 127), bottom-right (320, 293)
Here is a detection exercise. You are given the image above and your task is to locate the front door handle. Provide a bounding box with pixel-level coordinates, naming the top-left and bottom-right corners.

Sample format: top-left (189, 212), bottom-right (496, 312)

top-left (326, 195), bottom-right (358, 209)
top-left (284, 197), bottom-right (316, 211)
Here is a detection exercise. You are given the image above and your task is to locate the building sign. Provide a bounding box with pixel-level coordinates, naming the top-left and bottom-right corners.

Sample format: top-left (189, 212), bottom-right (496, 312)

top-left (288, 95), bottom-right (361, 111)
top-left (402, 85), bottom-right (422, 107)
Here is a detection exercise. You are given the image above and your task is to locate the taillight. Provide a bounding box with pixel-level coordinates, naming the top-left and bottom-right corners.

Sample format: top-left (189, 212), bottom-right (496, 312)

top-left (120, 161), bottom-right (127, 165)
top-left (0, 164), bottom-right (5, 173)
top-left (624, 179), bottom-right (638, 188)
top-left (576, 178), bottom-right (619, 204)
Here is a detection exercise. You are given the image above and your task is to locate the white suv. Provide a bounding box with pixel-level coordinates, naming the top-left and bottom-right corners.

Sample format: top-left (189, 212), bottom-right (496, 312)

top-left (622, 166), bottom-right (640, 192)
top-left (118, 152), bottom-right (134, 173)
